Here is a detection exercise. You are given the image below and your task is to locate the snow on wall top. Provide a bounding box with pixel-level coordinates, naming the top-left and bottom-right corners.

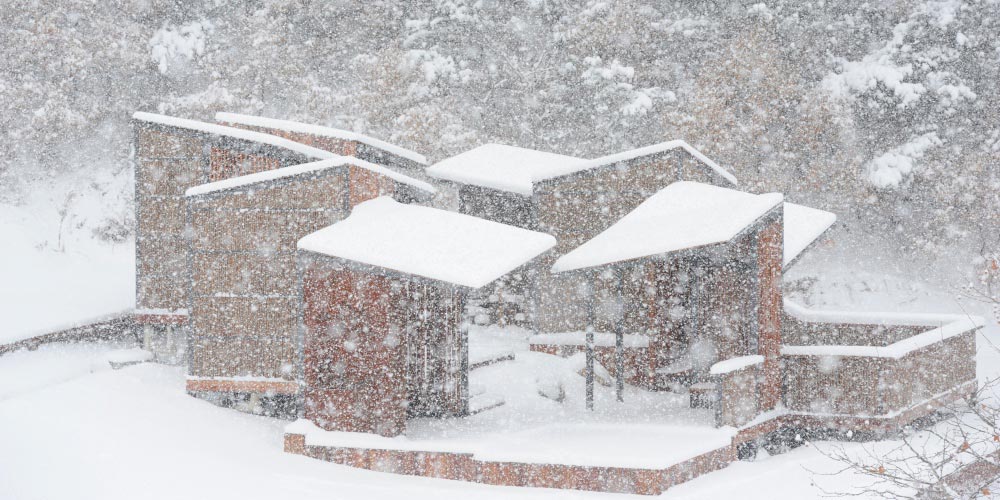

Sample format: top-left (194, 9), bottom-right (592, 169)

top-left (709, 355), bottom-right (764, 375)
top-left (552, 181), bottom-right (782, 273)
top-left (425, 144), bottom-right (587, 196)
top-left (132, 111), bottom-right (332, 160)
top-left (215, 112), bottom-right (428, 165)
top-left (782, 202), bottom-right (837, 266)
top-left (782, 299), bottom-right (985, 359)
top-left (298, 197), bottom-right (555, 288)
top-left (184, 157), bottom-right (436, 198)
top-left (783, 299), bottom-right (983, 328)
top-left (559, 140), bottom-right (738, 186)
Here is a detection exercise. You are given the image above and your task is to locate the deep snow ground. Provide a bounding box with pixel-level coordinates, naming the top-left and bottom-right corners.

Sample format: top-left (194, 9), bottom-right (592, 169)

top-left (3, 169), bottom-right (999, 498)
top-left (0, 354), bottom-right (623, 500)
top-left (1, 309), bottom-right (996, 499)
top-left (0, 170), bottom-right (134, 345)
top-left (0, 344), bottom-right (857, 500)
top-left (3, 335), bottom-right (988, 500)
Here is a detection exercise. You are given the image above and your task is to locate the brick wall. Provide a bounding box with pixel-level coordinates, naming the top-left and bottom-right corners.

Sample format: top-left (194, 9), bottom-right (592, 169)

top-left (284, 432), bottom-right (736, 495)
top-left (186, 170), bottom-right (354, 384)
top-left (302, 263), bottom-right (409, 436)
top-left (530, 149), bottom-right (733, 334)
top-left (301, 256), bottom-right (470, 435)
top-left (756, 214), bottom-right (783, 411)
top-left (216, 123), bottom-right (357, 157)
top-left (134, 122), bottom-right (315, 315)
top-left (783, 330), bottom-right (976, 416)
top-left (134, 126), bottom-right (207, 313)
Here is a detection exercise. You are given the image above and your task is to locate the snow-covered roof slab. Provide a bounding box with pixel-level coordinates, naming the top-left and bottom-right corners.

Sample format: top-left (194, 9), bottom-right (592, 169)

top-left (425, 144), bottom-right (587, 196)
top-left (782, 202), bottom-right (836, 266)
top-left (552, 182), bottom-right (782, 273)
top-left (565, 140), bottom-right (738, 186)
top-left (215, 112), bottom-right (428, 165)
top-left (132, 111), bottom-right (332, 160)
top-left (425, 140), bottom-right (737, 196)
top-left (298, 197), bottom-right (556, 288)
top-left (184, 157), bottom-right (436, 198)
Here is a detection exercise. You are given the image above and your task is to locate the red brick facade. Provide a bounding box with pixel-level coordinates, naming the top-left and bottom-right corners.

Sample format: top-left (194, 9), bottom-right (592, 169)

top-left (302, 266), bottom-right (409, 436)
top-left (756, 217), bottom-right (783, 412)
top-left (284, 432), bottom-right (736, 496)
top-left (300, 254), bottom-right (469, 436)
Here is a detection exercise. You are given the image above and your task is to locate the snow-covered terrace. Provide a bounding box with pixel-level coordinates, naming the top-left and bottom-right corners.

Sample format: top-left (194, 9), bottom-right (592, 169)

top-left (215, 112), bottom-right (428, 165)
top-left (297, 197), bottom-right (556, 288)
top-left (287, 324), bottom-right (735, 478)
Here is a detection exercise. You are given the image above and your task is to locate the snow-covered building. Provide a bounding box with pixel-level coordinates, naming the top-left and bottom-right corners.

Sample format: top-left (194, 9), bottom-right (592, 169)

top-left (132, 112), bottom-right (347, 361)
top-left (132, 112), bottom-right (436, 398)
top-left (130, 111), bottom-right (983, 495)
top-left (183, 159), bottom-right (433, 397)
top-left (296, 198), bottom-right (555, 435)
top-left (542, 181), bottom-right (786, 425)
top-left (426, 141), bottom-right (741, 335)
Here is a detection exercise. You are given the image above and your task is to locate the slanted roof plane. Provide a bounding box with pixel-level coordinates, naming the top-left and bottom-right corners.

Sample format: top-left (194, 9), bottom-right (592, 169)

top-left (184, 157), bottom-right (436, 198)
top-left (552, 181), bottom-right (782, 273)
top-left (132, 111), bottom-right (333, 160)
top-left (298, 197), bottom-right (556, 288)
top-left (782, 202), bottom-right (837, 266)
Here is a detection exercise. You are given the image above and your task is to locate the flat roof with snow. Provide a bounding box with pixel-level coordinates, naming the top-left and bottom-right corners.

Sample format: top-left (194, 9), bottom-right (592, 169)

top-left (554, 140), bottom-right (738, 186)
top-left (133, 112), bottom-right (333, 160)
top-left (298, 197), bottom-right (556, 288)
top-left (552, 181), bottom-right (782, 273)
top-left (782, 202), bottom-right (837, 266)
top-left (425, 141), bottom-right (737, 196)
top-left (184, 157), bottom-right (436, 197)
top-left (216, 112), bottom-right (428, 165)
top-left (425, 144), bottom-right (587, 196)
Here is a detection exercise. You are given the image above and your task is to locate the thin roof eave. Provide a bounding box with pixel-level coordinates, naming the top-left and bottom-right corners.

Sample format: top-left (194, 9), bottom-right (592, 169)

top-left (299, 245), bottom-right (551, 290)
top-left (184, 156), bottom-right (437, 198)
top-left (132, 111), bottom-right (334, 161)
top-left (215, 112), bottom-right (428, 165)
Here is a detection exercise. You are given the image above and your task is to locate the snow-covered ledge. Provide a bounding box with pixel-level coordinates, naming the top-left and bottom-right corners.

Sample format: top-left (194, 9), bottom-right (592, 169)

top-left (783, 298), bottom-right (981, 328)
top-left (709, 355), bottom-right (764, 375)
top-left (528, 332), bottom-right (650, 349)
top-left (710, 354), bottom-right (767, 428)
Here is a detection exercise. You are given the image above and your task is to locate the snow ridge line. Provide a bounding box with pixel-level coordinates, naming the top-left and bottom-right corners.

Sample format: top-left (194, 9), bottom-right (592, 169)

top-left (216, 112), bottom-right (428, 165)
top-left (184, 156), bottom-right (436, 197)
top-left (133, 111), bottom-right (334, 160)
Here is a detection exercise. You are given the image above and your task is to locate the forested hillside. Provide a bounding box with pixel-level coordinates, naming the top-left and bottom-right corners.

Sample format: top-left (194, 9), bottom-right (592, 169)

top-left (2, 0), bottom-right (997, 285)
